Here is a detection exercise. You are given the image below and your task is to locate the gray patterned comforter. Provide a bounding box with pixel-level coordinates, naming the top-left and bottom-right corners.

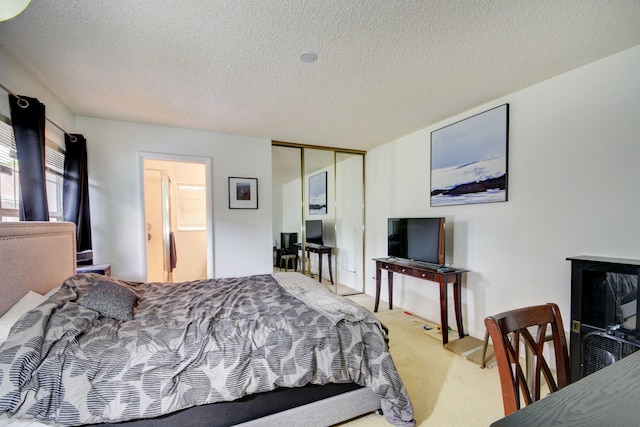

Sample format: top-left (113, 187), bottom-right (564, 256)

top-left (0, 273), bottom-right (414, 426)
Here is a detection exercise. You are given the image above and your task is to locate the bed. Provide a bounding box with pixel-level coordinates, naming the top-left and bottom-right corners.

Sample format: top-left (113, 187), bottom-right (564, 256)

top-left (0, 222), bottom-right (415, 426)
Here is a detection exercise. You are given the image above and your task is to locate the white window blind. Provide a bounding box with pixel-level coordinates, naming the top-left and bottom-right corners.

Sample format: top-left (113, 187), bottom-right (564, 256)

top-left (0, 115), bottom-right (16, 175)
top-left (0, 116), bottom-right (65, 176)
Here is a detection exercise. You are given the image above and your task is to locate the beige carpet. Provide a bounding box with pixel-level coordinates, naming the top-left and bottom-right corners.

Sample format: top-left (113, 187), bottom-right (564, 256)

top-left (338, 294), bottom-right (505, 426)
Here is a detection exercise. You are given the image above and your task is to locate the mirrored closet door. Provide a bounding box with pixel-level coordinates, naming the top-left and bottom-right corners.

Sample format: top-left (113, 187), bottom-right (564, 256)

top-left (335, 152), bottom-right (364, 294)
top-left (272, 143), bottom-right (365, 295)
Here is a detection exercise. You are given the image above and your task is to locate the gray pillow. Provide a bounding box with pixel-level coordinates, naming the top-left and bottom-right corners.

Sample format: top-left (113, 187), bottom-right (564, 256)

top-left (80, 280), bottom-right (138, 321)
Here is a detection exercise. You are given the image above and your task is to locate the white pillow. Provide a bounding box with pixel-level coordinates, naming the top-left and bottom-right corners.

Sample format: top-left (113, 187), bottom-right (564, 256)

top-left (0, 291), bottom-right (48, 344)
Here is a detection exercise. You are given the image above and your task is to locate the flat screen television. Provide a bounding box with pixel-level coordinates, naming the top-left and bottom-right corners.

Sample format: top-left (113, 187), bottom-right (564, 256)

top-left (305, 219), bottom-right (323, 245)
top-left (388, 217), bottom-right (446, 266)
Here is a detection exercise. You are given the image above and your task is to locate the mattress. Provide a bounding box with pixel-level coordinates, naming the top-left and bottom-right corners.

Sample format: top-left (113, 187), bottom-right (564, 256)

top-left (0, 272), bottom-right (414, 426)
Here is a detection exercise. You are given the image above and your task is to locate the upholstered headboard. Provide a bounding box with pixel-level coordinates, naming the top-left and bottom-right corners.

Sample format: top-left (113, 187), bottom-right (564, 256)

top-left (0, 221), bottom-right (76, 316)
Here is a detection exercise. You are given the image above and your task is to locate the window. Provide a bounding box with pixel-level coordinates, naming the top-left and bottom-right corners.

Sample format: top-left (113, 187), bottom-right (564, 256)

top-left (0, 114), bottom-right (65, 221)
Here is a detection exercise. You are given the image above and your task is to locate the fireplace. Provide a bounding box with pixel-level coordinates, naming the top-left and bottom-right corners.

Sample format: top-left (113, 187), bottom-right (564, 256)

top-left (567, 256), bottom-right (640, 381)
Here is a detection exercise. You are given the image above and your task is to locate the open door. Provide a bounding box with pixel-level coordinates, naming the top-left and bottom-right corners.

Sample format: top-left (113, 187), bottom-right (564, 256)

top-left (141, 154), bottom-right (212, 282)
top-left (144, 168), bottom-right (173, 282)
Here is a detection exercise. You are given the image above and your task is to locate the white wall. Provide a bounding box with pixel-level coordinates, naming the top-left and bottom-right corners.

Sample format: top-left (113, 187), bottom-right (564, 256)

top-left (365, 44), bottom-right (640, 339)
top-left (75, 116), bottom-right (273, 281)
top-left (1, 46), bottom-right (274, 282)
top-left (0, 48), bottom-right (74, 149)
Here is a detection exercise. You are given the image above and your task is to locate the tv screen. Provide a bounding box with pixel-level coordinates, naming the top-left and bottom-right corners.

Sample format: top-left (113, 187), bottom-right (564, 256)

top-left (305, 220), bottom-right (323, 245)
top-left (388, 217), bottom-right (445, 265)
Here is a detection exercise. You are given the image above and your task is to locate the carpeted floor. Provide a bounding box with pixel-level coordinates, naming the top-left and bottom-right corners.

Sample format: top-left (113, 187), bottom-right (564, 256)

top-left (339, 293), bottom-right (505, 426)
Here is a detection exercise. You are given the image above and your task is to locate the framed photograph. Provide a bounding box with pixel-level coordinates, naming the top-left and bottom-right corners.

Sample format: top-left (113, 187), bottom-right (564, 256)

top-left (308, 171), bottom-right (327, 215)
top-left (228, 177), bottom-right (258, 209)
top-left (430, 103), bottom-right (509, 207)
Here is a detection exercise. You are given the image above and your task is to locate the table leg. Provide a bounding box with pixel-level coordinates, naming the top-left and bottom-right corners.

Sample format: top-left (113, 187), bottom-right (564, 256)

top-left (327, 250), bottom-right (334, 284)
top-left (440, 279), bottom-right (449, 345)
top-left (387, 270), bottom-right (393, 310)
top-left (453, 274), bottom-right (465, 339)
top-left (318, 251), bottom-right (323, 283)
top-left (374, 267), bottom-right (381, 312)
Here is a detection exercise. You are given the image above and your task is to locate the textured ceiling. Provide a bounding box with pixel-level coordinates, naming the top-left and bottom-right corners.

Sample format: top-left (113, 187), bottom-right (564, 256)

top-left (1, 1), bottom-right (639, 151)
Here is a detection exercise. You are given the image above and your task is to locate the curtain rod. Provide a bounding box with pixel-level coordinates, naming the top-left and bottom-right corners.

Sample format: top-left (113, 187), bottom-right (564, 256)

top-left (0, 82), bottom-right (77, 142)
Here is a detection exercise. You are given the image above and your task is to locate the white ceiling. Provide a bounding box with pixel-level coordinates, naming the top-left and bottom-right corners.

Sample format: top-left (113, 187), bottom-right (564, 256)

top-left (1, 1), bottom-right (639, 151)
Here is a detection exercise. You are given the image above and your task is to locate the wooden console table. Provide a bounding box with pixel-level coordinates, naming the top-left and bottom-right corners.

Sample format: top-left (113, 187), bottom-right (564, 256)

top-left (295, 243), bottom-right (334, 284)
top-left (373, 258), bottom-right (467, 344)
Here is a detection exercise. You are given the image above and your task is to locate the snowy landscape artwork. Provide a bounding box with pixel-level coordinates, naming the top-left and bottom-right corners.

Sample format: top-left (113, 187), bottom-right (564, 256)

top-left (430, 104), bottom-right (509, 207)
top-left (309, 171), bottom-right (327, 214)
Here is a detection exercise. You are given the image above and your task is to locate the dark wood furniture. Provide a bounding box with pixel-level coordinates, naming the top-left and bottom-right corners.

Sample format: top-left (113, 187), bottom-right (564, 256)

top-left (275, 232), bottom-right (298, 267)
top-left (485, 303), bottom-right (571, 416)
top-left (295, 243), bottom-right (334, 284)
top-left (373, 258), bottom-right (466, 344)
top-left (77, 263), bottom-right (111, 275)
top-left (567, 255), bottom-right (640, 382)
top-left (490, 349), bottom-right (640, 427)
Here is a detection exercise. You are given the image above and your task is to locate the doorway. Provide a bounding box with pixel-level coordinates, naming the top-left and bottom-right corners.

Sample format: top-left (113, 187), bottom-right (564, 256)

top-left (140, 153), bottom-right (213, 282)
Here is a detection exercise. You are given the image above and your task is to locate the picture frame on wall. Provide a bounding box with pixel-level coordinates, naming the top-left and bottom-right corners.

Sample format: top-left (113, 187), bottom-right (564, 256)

top-left (430, 103), bottom-right (509, 207)
top-left (308, 171), bottom-right (327, 215)
top-left (228, 177), bottom-right (258, 209)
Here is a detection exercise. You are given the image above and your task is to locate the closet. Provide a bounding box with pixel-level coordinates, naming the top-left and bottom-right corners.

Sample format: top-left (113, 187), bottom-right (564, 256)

top-left (272, 143), bottom-right (365, 295)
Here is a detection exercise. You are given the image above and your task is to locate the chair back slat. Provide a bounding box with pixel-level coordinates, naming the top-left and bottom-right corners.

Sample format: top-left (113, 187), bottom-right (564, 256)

top-left (485, 303), bottom-right (571, 416)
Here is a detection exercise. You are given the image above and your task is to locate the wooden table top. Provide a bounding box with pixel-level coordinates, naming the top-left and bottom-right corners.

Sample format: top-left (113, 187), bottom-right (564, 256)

top-left (491, 350), bottom-right (640, 426)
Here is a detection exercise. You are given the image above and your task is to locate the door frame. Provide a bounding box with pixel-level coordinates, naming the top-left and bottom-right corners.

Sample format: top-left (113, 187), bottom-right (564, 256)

top-left (138, 151), bottom-right (214, 279)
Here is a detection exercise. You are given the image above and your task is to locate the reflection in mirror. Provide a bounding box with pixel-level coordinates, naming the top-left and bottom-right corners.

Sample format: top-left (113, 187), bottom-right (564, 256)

top-left (272, 146), bottom-right (302, 269)
top-left (335, 152), bottom-right (364, 295)
top-left (272, 144), bottom-right (364, 295)
top-left (303, 148), bottom-right (335, 287)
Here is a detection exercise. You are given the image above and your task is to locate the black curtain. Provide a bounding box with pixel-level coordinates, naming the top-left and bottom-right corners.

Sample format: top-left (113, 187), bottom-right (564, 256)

top-left (9, 95), bottom-right (49, 221)
top-left (63, 133), bottom-right (92, 253)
